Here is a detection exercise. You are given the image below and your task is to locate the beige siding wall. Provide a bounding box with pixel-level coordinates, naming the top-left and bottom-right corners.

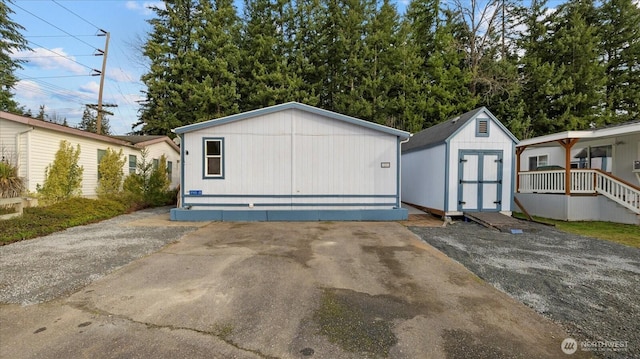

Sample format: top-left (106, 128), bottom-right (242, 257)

top-left (0, 119), bottom-right (31, 180)
top-left (1, 118), bottom-right (179, 197)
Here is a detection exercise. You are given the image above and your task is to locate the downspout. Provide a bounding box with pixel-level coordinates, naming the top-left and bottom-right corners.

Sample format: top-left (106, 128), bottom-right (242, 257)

top-left (15, 127), bottom-right (34, 192)
top-left (398, 135), bottom-right (412, 208)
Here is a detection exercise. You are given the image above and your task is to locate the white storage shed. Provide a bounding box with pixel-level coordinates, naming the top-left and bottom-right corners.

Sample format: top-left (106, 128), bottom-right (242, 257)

top-left (401, 107), bottom-right (518, 217)
top-left (170, 102), bottom-right (410, 221)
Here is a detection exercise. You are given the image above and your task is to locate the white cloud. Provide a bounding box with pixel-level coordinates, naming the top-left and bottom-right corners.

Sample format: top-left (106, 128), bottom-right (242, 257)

top-left (79, 81), bottom-right (100, 95)
top-left (11, 48), bottom-right (87, 74)
top-left (107, 67), bottom-right (136, 83)
top-left (13, 80), bottom-right (48, 101)
top-left (125, 1), bottom-right (165, 16)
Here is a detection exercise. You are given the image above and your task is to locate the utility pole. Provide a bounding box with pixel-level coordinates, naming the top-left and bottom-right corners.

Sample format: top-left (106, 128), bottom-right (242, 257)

top-left (95, 29), bottom-right (110, 135)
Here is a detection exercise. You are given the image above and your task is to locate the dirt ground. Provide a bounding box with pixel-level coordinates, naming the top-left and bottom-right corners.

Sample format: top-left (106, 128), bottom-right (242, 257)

top-left (1, 212), bottom-right (591, 358)
top-left (410, 221), bottom-right (640, 359)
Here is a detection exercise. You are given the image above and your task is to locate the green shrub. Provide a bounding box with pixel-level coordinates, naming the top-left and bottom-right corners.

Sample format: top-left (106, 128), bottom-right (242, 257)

top-left (0, 161), bottom-right (25, 198)
top-left (97, 148), bottom-right (126, 198)
top-left (123, 149), bottom-right (172, 208)
top-left (37, 140), bottom-right (84, 203)
top-left (0, 197), bottom-right (127, 244)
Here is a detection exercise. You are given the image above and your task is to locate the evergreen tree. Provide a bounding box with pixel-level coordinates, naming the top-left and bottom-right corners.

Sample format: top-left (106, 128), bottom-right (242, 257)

top-left (78, 107), bottom-right (111, 135)
top-left (546, 0), bottom-right (606, 130)
top-left (422, 9), bottom-right (477, 127)
top-left (137, 0), bottom-right (241, 135)
top-left (289, 0), bottom-right (323, 105)
top-left (238, 0), bottom-right (293, 110)
top-left (598, 0), bottom-right (640, 123)
top-left (0, 0), bottom-right (29, 113)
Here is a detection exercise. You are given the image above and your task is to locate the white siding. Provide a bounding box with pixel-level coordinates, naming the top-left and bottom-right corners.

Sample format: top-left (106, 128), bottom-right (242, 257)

top-left (401, 145), bottom-right (446, 210)
top-left (181, 109), bottom-right (399, 210)
top-left (447, 115), bottom-right (515, 213)
top-left (610, 133), bottom-right (639, 185)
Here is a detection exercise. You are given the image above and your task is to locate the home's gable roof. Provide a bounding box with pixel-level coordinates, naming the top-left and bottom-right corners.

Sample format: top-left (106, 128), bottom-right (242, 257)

top-left (172, 102), bottom-right (411, 139)
top-left (402, 107), bottom-right (517, 153)
top-left (1, 111), bottom-right (179, 152)
top-left (517, 120), bottom-right (640, 148)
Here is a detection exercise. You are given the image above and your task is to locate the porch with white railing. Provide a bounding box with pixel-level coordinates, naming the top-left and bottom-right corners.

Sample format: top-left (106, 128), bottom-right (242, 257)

top-left (518, 169), bottom-right (640, 214)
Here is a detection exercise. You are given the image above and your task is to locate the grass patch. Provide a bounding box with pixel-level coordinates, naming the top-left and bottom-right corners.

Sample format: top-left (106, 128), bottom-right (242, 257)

top-left (0, 197), bottom-right (128, 244)
top-left (513, 213), bottom-right (640, 248)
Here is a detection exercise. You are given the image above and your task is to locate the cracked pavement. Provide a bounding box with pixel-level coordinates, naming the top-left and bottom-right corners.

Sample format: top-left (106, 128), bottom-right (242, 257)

top-left (0, 210), bottom-right (591, 358)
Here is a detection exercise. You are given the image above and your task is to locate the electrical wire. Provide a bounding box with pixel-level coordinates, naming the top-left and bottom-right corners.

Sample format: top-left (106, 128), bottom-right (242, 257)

top-left (24, 39), bottom-right (98, 72)
top-left (11, 2), bottom-right (100, 51)
top-left (51, 0), bottom-right (102, 32)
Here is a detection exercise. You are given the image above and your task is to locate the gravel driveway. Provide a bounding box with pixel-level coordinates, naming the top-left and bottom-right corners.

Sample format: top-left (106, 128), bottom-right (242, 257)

top-left (409, 221), bottom-right (640, 359)
top-left (0, 207), bottom-right (200, 305)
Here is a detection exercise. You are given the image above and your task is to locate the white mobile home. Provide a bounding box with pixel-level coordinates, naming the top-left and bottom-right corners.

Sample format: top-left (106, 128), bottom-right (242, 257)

top-left (170, 102), bottom-right (410, 221)
top-left (516, 121), bottom-right (640, 224)
top-left (401, 107), bottom-right (518, 217)
top-left (0, 111), bottom-right (180, 197)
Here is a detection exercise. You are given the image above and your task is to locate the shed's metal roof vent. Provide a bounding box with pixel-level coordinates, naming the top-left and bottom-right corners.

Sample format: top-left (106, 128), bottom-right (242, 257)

top-left (451, 116), bottom-right (460, 124)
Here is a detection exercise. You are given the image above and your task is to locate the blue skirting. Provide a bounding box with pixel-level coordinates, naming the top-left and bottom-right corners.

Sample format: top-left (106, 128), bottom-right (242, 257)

top-left (170, 208), bottom-right (408, 221)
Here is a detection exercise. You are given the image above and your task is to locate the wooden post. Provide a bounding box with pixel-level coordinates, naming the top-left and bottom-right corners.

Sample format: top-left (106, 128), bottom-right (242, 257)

top-left (96, 30), bottom-right (110, 135)
top-left (516, 146), bottom-right (526, 193)
top-left (558, 138), bottom-right (579, 195)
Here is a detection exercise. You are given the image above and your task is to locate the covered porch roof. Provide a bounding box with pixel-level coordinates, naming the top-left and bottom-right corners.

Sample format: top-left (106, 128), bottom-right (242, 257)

top-left (515, 121), bottom-right (640, 195)
top-left (517, 121), bottom-right (640, 149)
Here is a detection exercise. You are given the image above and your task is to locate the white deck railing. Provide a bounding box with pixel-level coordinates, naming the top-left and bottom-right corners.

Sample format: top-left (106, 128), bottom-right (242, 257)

top-left (518, 169), bottom-right (640, 214)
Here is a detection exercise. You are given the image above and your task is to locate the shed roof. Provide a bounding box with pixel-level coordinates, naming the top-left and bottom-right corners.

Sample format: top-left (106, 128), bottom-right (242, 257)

top-left (172, 102), bottom-right (411, 139)
top-left (402, 107), bottom-right (517, 153)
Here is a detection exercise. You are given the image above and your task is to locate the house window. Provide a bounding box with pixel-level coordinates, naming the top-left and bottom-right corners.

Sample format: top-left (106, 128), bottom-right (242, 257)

top-left (204, 138), bottom-right (224, 178)
top-left (476, 119), bottom-right (489, 137)
top-left (129, 155), bottom-right (137, 174)
top-left (167, 161), bottom-right (173, 179)
top-left (152, 158), bottom-right (159, 170)
top-left (97, 149), bottom-right (106, 179)
top-left (528, 155), bottom-right (548, 170)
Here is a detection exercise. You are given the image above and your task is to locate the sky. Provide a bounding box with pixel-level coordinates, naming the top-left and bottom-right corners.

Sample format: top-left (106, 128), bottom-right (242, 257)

top-left (9, 0), bottom-right (168, 135)
top-left (7, 0), bottom-right (568, 136)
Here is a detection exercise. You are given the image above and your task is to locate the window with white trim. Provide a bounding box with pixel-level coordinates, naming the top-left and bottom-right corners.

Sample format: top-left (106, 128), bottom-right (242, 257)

top-left (129, 155), bottom-right (137, 174)
top-left (528, 155), bottom-right (548, 170)
top-left (204, 138), bottom-right (223, 178)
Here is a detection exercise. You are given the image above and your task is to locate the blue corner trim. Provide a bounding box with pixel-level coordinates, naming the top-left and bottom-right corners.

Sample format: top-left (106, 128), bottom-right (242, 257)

top-left (170, 208), bottom-right (408, 222)
top-left (182, 194), bottom-right (397, 198)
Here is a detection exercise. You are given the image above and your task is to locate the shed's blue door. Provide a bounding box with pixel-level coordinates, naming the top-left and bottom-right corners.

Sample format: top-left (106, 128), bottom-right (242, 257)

top-left (457, 150), bottom-right (503, 212)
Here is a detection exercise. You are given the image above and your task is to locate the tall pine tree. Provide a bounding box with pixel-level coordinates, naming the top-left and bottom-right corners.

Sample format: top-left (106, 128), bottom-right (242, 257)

top-left (0, 0), bottom-right (29, 113)
top-left (598, 0), bottom-right (640, 123)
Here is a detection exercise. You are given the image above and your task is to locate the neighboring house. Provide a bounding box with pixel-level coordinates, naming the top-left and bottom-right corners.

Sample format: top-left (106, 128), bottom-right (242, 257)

top-left (516, 121), bottom-right (640, 224)
top-left (0, 111), bottom-right (180, 198)
top-left (170, 102), bottom-right (410, 221)
top-left (401, 107), bottom-right (518, 217)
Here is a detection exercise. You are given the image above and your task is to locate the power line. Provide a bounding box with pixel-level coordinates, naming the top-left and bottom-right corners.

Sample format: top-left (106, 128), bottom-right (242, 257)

top-left (12, 2), bottom-right (100, 52)
top-left (50, 0), bottom-right (102, 32)
top-left (25, 34), bottom-right (98, 38)
top-left (25, 39), bottom-right (98, 73)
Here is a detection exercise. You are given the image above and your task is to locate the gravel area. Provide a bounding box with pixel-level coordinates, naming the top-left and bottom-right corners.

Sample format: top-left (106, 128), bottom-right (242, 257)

top-left (409, 221), bottom-right (640, 359)
top-left (0, 207), bottom-right (199, 305)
